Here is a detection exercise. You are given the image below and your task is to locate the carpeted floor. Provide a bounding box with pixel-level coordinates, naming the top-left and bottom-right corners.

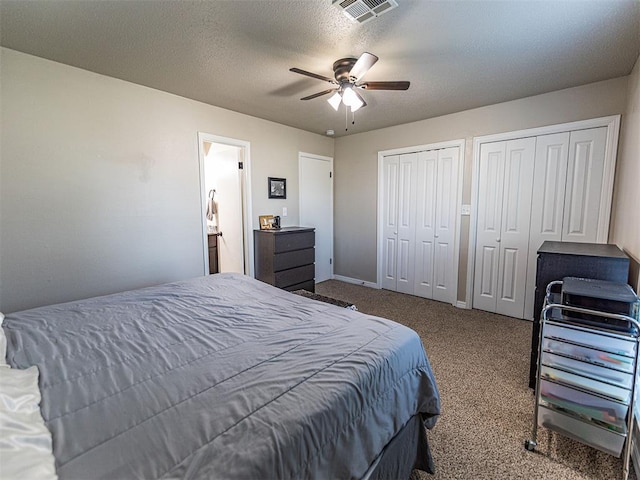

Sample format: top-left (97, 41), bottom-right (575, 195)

top-left (315, 280), bottom-right (637, 480)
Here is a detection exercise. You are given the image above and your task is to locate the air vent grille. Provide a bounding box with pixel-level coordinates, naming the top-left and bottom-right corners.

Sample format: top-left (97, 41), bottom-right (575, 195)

top-left (333, 0), bottom-right (398, 24)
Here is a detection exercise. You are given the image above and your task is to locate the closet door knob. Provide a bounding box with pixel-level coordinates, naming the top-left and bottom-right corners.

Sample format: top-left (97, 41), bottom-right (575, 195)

top-left (496, 238), bottom-right (501, 243)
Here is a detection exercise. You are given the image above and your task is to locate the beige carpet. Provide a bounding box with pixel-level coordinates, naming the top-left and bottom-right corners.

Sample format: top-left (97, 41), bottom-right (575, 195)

top-left (315, 280), bottom-right (637, 480)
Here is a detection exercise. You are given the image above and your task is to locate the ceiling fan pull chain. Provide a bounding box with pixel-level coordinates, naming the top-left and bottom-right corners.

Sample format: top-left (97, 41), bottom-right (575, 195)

top-left (345, 105), bottom-right (348, 131)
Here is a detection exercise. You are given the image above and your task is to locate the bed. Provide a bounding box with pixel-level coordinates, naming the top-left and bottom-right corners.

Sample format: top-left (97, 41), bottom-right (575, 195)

top-left (3, 273), bottom-right (440, 479)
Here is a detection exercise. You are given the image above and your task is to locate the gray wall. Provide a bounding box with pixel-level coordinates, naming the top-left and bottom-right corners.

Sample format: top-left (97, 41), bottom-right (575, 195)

top-left (611, 55), bottom-right (640, 291)
top-left (0, 48), bottom-right (333, 312)
top-left (333, 77), bottom-right (629, 303)
top-left (1, 46), bottom-right (635, 313)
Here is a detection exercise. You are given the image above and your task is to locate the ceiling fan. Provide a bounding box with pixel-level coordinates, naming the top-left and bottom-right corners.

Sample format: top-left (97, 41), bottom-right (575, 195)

top-left (290, 52), bottom-right (409, 113)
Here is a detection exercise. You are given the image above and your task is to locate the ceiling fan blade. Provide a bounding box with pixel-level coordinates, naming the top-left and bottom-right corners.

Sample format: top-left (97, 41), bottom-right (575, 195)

top-left (349, 52), bottom-right (378, 81)
top-left (300, 89), bottom-right (336, 100)
top-left (360, 81), bottom-right (410, 90)
top-left (290, 67), bottom-right (334, 83)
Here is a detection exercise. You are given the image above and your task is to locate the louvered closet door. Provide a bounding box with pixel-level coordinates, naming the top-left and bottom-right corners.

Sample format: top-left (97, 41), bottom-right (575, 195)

top-left (432, 147), bottom-right (459, 304)
top-left (381, 155), bottom-right (400, 290)
top-left (414, 151), bottom-right (438, 298)
top-left (563, 127), bottom-right (607, 242)
top-left (495, 138), bottom-right (536, 318)
top-left (473, 142), bottom-right (506, 312)
top-left (523, 132), bottom-right (569, 319)
top-left (395, 153), bottom-right (418, 294)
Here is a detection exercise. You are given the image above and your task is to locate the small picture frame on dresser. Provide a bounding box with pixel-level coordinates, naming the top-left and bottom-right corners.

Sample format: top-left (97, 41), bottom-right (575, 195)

top-left (268, 177), bottom-right (286, 199)
top-left (259, 215), bottom-right (274, 230)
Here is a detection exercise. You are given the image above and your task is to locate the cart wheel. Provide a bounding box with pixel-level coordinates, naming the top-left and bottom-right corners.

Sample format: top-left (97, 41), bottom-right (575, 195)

top-left (524, 440), bottom-right (536, 451)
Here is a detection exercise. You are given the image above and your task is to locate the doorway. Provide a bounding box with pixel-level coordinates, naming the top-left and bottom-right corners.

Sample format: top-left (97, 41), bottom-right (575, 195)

top-left (198, 133), bottom-right (253, 276)
top-left (299, 152), bottom-right (333, 283)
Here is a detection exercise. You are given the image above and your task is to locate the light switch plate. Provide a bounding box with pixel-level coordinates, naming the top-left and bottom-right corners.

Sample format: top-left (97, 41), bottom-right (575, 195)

top-left (282, 207), bottom-right (288, 217)
top-left (461, 204), bottom-right (471, 216)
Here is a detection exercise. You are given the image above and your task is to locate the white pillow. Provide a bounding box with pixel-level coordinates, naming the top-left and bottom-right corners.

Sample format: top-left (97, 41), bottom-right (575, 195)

top-left (0, 312), bottom-right (7, 367)
top-left (0, 365), bottom-right (58, 479)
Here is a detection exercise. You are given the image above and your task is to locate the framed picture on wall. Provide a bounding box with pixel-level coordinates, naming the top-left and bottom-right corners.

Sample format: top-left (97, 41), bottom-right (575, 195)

top-left (268, 177), bottom-right (286, 199)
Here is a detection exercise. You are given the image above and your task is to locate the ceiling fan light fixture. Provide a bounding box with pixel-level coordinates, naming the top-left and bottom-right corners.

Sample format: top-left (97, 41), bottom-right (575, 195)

top-left (341, 86), bottom-right (363, 110)
top-left (350, 100), bottom-right (364, 113)
top-left (327, 91), bottom-right (342, 111)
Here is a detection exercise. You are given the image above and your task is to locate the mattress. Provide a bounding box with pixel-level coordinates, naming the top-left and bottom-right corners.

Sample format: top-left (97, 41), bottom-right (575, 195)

top-left (4, 273), bottom-right (440, 479)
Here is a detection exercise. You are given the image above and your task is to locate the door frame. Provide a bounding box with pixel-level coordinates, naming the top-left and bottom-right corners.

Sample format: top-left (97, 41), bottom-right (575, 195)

top-left (465, 115), bottom-right (621, 310)
top-left (376, 138), bottom-right (465, 305)
top-left (298, 152), bottom-right (334, 282)
top-left (197, 132), bottom-right (254, 277)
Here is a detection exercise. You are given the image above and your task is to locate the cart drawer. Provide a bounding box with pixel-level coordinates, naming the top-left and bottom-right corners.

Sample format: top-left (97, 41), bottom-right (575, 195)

top-left (539, 379), bottom-right (629, 432)
top-left (542, 337), bottom-right (635, 374)
top-left (543, 323), bottom-right (636, 357)
top-left (540, 365), bottom-right (631, 403)
top-left (538, 405), bottom-right (625, 458)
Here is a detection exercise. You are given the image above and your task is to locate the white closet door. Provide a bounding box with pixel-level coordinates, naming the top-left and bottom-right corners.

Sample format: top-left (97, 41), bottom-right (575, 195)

top-left (563, 127), bottom-right (607, 243)
top-left (473, 142), bottom-right (506, 312)
top-left (414, 150), bottom-right (438, 298)
top-left (381, 155), bottom-right (400, 290)
top-left (396, 153), bottom-right (418, 294)
top-left (495, 138), bottom-right (536, 318)
top-left (524, 132), bottom-right (569, 319)
top-left (433, 147), bottom-right (459, 304)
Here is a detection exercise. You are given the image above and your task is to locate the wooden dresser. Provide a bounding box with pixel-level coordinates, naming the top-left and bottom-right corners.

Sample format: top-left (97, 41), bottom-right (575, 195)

top-left (254, 227), bottom-right (315, 292)
top-left (207, 234), bottom-right (219, 274)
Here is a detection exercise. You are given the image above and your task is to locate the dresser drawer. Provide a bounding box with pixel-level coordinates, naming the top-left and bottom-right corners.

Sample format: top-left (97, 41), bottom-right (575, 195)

top-left (544, 322), bottom-right (636, 357)
top-left (274, 264), bottom-right (315, 288)
top-left (538, 405), bottom-right (625, 457)
top-left (541, 337), bottom-right (635, 374)
top-left (273, 248), bottom-right (314, 271)
top-left (539, 379), bottom-right (629, 433)
top-left (540, 365), bottom-right (631, 403)
top-left (274, 231), bottom-right (315, 253)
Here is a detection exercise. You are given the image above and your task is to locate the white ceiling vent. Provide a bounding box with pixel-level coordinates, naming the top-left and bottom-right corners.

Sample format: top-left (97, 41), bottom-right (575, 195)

top-left (332, 0), bottom-right (398, 24)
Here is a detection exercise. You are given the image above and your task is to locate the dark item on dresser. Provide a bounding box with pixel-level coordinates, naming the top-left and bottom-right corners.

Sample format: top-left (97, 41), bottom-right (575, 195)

top-left (254, 227), bottom-right (315, 292)
top-left (561, 277), bottom-right (639, 333)
top-left (208, 233), bottom-right (219, 274)
top-left (528, 241), bottom-right (630, 388)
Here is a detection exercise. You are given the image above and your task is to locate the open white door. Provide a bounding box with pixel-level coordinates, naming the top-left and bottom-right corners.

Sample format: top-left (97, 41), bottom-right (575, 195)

top-left (204, 144), bottom-right (244, 273)
top-left (299, 153), bottom-right (333, 283)
top-left (198, 133), bottom-right (253, 277)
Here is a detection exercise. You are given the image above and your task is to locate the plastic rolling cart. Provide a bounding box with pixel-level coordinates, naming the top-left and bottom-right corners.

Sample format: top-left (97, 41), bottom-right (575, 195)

top-left (525, 278), bottom-right (640, 480)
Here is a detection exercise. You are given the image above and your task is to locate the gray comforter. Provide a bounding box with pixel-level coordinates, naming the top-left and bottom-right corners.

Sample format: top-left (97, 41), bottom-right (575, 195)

top-left (4, 273), bottom-right (440, 479)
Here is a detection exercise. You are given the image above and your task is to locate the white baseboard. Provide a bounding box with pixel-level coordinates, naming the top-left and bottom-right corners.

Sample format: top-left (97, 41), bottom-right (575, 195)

top-left (332, 274), bottom-right (380, 289)
top-left (456, 301), bottom-right (468, 309)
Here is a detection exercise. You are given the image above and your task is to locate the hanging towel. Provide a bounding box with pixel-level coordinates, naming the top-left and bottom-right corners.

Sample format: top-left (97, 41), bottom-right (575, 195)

top-left (206, 189), bottom-right (217, 221)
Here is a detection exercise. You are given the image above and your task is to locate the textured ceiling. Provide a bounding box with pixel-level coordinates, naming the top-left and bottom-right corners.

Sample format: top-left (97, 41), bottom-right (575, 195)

top-left (1, 0), bottom-right (639, 137)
